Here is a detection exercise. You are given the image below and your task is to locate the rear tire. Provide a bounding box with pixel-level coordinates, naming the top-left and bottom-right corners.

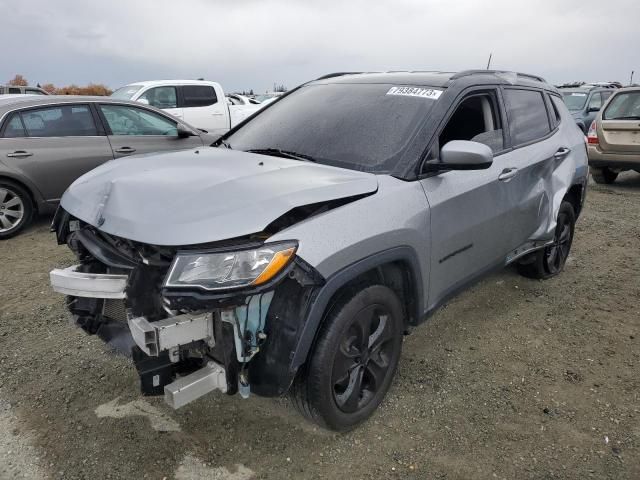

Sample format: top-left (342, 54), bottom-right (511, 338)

top-left (290, 285), bottom-right (404, 431)
top-left (517, 201), bottom-right (575, 280)
top-left (590, 167), bottom-right (618, 184)
top-left (0, 180), bottom-right (33, 239)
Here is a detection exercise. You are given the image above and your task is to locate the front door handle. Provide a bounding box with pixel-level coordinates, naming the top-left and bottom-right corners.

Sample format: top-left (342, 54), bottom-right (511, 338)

top-left (7, 150), bottom-right (33, 158)
top-left (554, 147), bottom-right (571, 160)
top-left (115, 147), bottom-right (136, 154)
top-left (498, 167), bottom-right (518, 182)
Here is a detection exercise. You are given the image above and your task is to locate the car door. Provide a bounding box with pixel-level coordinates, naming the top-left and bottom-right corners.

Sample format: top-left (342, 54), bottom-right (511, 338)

top-left (97, 103), bottom-right (203, 158)
top-left (420, 88), bottom-right (518, 307)
top-left (0, 103), bottom-right (114, 202)
top-left (499, 88), bottom-right (562, 252)
top-left (137, 86), bottom-right (184, 121)
top-left (180, 85), bottom-right (229, 134)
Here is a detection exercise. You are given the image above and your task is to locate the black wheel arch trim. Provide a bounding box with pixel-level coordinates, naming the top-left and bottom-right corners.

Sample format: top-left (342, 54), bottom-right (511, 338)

top-left (290, 245), bottom-right (424, 372)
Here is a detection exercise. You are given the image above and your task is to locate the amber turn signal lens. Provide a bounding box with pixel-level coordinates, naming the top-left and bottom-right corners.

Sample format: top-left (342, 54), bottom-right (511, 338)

top-left (251, 247), bottom-right (296, 285)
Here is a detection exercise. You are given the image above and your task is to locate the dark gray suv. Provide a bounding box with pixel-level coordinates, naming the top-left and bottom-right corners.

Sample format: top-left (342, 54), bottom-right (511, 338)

top-left (559, 84), bottom-right (617, 133)
top-left (50, 70), bottom-right (588, 431)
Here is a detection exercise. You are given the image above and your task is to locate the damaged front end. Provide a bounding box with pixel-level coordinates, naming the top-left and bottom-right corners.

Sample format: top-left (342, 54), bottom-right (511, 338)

top-left (49, 209), bottom-right (323, 408)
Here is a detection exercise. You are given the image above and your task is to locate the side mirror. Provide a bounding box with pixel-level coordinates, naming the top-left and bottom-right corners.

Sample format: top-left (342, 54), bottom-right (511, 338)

top-left (439, 140), bottom-right (493, 170)
top-left (137, 98), bottom-right (150, 105)
top-left (177, 124), bottom-right (195, 138)
top-left (587, 106), bottom-right (600, 113)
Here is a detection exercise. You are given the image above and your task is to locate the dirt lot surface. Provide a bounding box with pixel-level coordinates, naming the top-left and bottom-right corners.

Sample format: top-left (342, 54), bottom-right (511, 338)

top-left (1, 174), bottom-right (639, 480)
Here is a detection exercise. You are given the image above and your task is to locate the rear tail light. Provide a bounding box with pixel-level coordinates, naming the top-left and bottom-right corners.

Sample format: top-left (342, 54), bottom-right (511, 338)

top-left (587, 121), bottom-right (599, 145)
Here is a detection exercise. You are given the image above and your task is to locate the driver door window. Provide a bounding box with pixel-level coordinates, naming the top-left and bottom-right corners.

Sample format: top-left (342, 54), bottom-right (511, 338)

top-left (139, 86), bottom-right (178, 109)
top-left (588, 93), bottom-right (603, 111)
top-left (99, 104), bottom-right (178, 136)
top-left (438, 92), bottom-right (504, 154)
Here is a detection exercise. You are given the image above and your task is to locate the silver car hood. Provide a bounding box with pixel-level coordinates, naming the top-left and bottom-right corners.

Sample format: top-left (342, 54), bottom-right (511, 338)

top-left (60, 147), bottom-right (378, 246)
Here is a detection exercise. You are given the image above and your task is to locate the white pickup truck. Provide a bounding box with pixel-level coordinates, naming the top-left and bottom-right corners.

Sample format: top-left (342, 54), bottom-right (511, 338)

top-left (111, 80), bottom-right (262, 135)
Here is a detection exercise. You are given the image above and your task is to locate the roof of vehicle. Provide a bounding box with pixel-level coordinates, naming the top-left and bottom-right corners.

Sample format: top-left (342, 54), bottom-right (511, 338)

top-left (0, 95), bottom-right (172, 115)
top-left (310, 70), bottom-right (557, 91)
top-left (612, 86), bottom-right (640, 93)
top-left (557, 83), bottom-right (618, 91)
top-left (116, 80), bottom-right (222, 88)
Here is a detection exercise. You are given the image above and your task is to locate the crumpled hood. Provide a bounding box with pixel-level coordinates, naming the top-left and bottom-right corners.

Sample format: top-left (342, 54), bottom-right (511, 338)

top-left (61, 147), bottom-right (378, 246)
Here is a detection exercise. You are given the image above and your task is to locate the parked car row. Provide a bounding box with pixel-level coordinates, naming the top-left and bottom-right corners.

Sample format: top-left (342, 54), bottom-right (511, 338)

top-left (46, 69), bottom-right (589, 431)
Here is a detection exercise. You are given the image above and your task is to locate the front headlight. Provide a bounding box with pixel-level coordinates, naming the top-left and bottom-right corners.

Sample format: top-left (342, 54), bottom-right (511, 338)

top-left (164, 242), bottom-right (297, 291)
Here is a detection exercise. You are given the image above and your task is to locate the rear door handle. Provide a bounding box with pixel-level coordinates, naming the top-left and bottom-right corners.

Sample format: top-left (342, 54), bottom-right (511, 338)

top-left (498, 167), bottom-right (518, 182)
top-left (554, 147), bottom-right (571, 159)
top-left (115, 147), bottom-right (136, 154)
top-left (7, 150), bottom-right (33, 158)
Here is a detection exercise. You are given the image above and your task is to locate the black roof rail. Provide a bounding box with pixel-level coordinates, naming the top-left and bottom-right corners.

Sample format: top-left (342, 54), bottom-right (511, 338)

top-left (315, 72), bottom-right (363, 81)
top-left (451, 70), bottom-right (547, 83)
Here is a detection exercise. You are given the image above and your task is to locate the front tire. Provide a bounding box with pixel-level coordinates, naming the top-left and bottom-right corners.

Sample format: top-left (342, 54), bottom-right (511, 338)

top-left (590, 166), bottom-right (618, 184)
top-left (291, 285), bottom-right (404, 431)
top-left (0, 180), bottom-right (33, 239)
top-left (517, 201), bottom-right (575, 279)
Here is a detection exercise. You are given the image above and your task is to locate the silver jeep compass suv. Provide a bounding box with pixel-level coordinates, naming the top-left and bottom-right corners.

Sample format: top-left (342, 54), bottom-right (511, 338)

top-left (50, 70), bottom-right (588, 431)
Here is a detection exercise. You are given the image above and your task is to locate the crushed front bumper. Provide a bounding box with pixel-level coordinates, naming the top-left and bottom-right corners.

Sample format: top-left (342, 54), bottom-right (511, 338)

top-left (50, 265), bottom-right (127, 299)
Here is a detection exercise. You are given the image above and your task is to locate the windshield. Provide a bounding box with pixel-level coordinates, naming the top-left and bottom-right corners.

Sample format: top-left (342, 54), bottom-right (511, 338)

top-left (111, 85), bottom-right (143, 100)
top-left (224, 83), bottom-right (440, 173)
top-left (561, 91), bottom-right (588, 111)
top-left (603, 91), bottom-right (640, 120)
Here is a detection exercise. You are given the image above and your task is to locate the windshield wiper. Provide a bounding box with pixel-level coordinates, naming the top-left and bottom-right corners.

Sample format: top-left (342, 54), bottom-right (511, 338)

top-left (609, 116), bottom-right (640, 120)
top-left (216, 139), bottom-right (233, 149)
top-left (245, 148), bottom-right (317, 162)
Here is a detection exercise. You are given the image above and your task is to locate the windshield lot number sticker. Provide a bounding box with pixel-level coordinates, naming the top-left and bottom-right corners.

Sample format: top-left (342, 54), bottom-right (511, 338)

top-left (387, 86), bottom-right (443, 99)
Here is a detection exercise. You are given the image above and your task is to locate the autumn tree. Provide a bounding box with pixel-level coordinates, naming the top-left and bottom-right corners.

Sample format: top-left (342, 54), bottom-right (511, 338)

top-left (8, 74), bottom-right (28, 86)
top-left (41, 83), bottom-right (57, 94)
top-left (7, 75), bottom-right (113, 95)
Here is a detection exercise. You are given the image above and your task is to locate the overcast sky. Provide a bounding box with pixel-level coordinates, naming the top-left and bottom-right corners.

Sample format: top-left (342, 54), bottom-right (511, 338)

top-left (2, 0), bottom-right (638, 92)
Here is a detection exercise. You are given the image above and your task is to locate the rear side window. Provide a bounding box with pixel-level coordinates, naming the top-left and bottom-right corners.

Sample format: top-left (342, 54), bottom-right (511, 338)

top-left (2, 113), bottom-right (27, 138)
top-left (504, 89), bottom-right (551, 145)
top-left (603, 92), bottom-right (640, 120)
top-left (19, 105), bottom-right (98, 137)
top-left (183, 85), bottom-right (217, 107)
top-left (8, 87), bottom-right (21, 94)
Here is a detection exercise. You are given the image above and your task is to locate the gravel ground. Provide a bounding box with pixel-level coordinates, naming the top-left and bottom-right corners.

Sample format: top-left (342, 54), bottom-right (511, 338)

top-left (0, 173), bottom-right (639, 480)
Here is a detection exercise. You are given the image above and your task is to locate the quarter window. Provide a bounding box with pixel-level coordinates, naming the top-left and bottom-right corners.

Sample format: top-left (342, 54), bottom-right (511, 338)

top-left (2, 113), bottom-right (27, 138)
top-left (18, 105), bottom-right (98, 137)
top-left (99, 104), bottom-right (178, 136)
top-left (183, 85), bottom-right (217, 108)
top-left (138, 86), bottom-right (178, 109)
top-left (504, 89), bottom-right (551, 145)
top-left (546, 94), bottom-right (562, 129)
